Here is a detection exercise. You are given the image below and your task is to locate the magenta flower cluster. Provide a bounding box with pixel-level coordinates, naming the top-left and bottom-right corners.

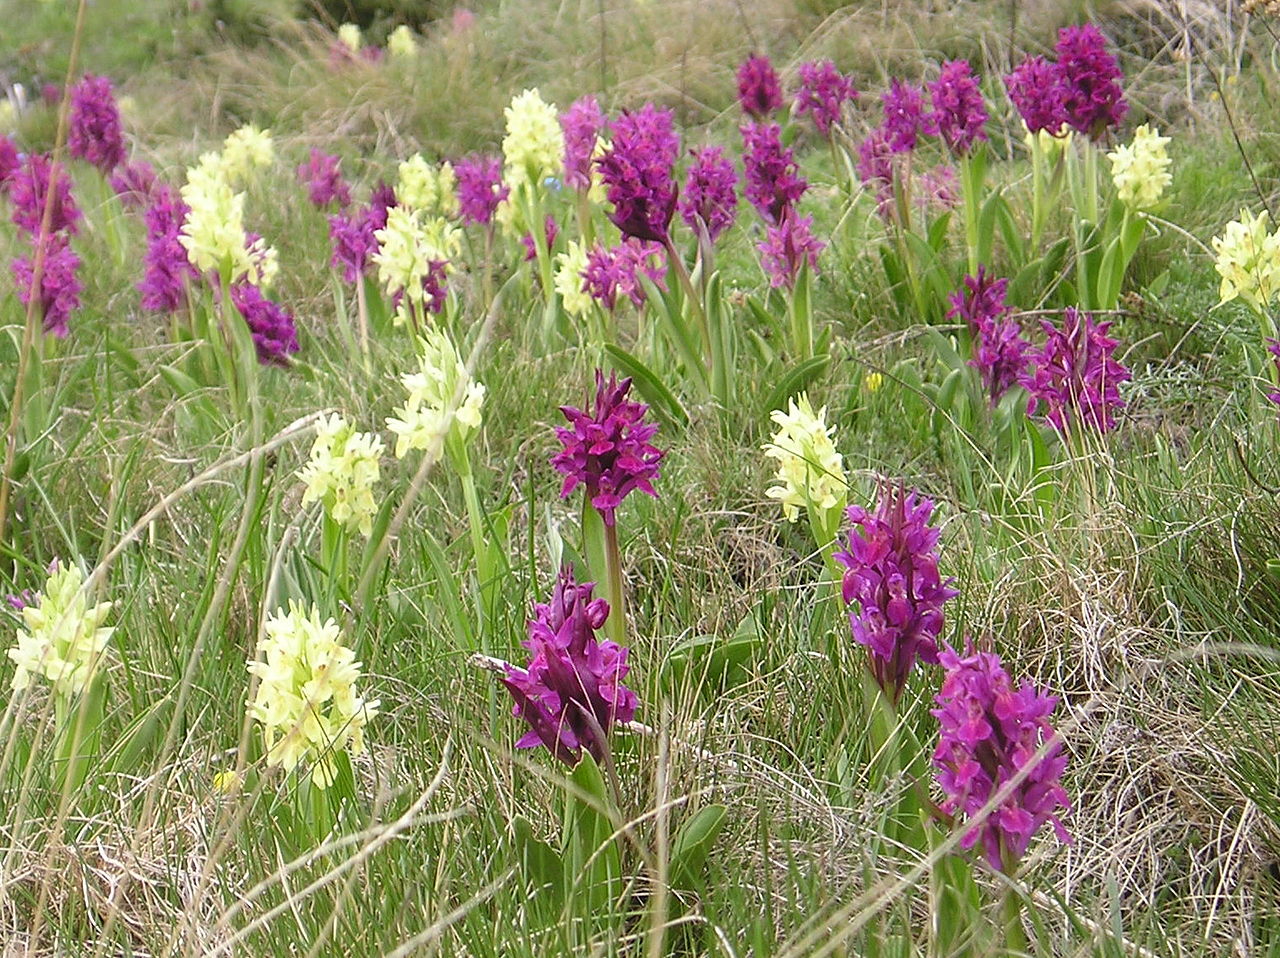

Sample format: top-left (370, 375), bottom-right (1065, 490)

top-left (9, 154), bottom-right (84, 336)
top-left (932, 641), bottom-right (1071, 872)
top-left (454, 154), bottom-right (509, 226)
top-left (551, 371), bottom-right (664, 527)
top-left (679, 146), bottom-right (739, 243)
top-left (758, 211), bottom-right (824, 290)
top-left (741, 121), bottom-right (807, 225)
top-left (0, 136), bottom-right (19, 193)
top-left (737, 54), bottom-right (784, 119)
top-left (882, 80), bottom-right (928, 153)
top-left (833, 486), bottom-right (958, 702)
top-left (68, 74), bottom-right (126, 173)
top-left (925, 60), bottom-right (988, 155)
top-left (11, 154), bottom-right (82, 237)
top-left (139, 185), bottom-right (198, 313)
top-left (11, 233), bottom-right (83, 338)
top-left (1021, 307), bottom-right (1130, 434)
top-left (503, 568), bottom-right (639, 767)
top-left (229, 283), bottom-right (300, 366)
top-left (328, 181), bottom-right (396, 283)
top-left (793, 60), bottom-right (858, 138)
top-left (948, 268), bottom-right (1031, 404)
top-left (560, 95), bottom-right (607, 192)
top-left (596, 104), bottom-right (680, 243)
top-left (582, 239), bottom-right (666, 311)
top-left (296, 149), bottom-right (351, 209)
top-left (110, 160), bottom-right (159, 210)
top-left (1006, 24), bottom-right (1127, 140)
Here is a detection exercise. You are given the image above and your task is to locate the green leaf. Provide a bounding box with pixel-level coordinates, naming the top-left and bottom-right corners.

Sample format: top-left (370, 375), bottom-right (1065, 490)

top-left (419, 530), bottom-right (475, 651)
top-left (761, 354), bottom-right (830, 417)
top-left (927, 211), bottom-right (953, 253)
top-left (638, 274), bottom-right (708, 395)
top-left (603, 345), bottom-right (689, 430)
top-left (511, 814), bottom-right (564, 899)
top-left (670, 805), bottom-right (727, 888)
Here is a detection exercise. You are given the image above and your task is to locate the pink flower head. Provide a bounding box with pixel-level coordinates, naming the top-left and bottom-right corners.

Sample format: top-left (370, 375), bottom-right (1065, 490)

top-left (948, 266), bottom-right (1010, 336)
top-left (11, 232), bottom-right (82, 338)
top-left (925, 60), bottom-right (988, 155)
top-left (581, 239), bottom-right (666, 311)
top-left (758, 209), bottom-right (824, 290)
top-left (882, 79), bottom-right (927, 153)
top-left (503, 568), bottom-right (639, 767)
top-left (327, 182), bottom-right (395, 284)
top-left (551, 370), bottom-right (664, 527)
top-left (737, 54), bottom-right (784, 119)
top-left (109, 160), bottom-right (158, 210)
top-left (455, 154), bottom-right (508, 225)
top-left (833, 485), bottom-right (958, 702)
top-left (1021, 307), bottom-right (1130, 434)
top-left (228, 283), bottom-right (300, 366)
top-left (68, 74), bottom-right (126, 172)
top-left (741, 120), bottom-right (807, 225)
top-left (856, 126), bottom-right (896, 218)
top-left (678, 145), bottom-right (739, 243)
top-left (561, 95), bottom-right (607, 191)
top-left (948, 268), bottom-right (1031, 403)
top-left (596, 104), bottom-right (680, 243)
top-left (794, 60), bottom-right (858, 138)
top-left (0, 136), bottom-right (21, 194)
top-left (10, 154), bottom-right (81, 237)
top-left (1054, 23), bottom-right (1128, 140)
top-left (932, 640), bottom-right (1071, 872)
top-left (1005, 55), bottom-right (1068, 135)
top-left (296, 148), bottom-right (351, 209)
top-left (139, 184), bottom-right (199, 312)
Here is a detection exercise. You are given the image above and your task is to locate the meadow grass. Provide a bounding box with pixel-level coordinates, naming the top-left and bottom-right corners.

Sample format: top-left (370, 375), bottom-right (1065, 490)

top-left (2, 0), bottom-right (1280, 955)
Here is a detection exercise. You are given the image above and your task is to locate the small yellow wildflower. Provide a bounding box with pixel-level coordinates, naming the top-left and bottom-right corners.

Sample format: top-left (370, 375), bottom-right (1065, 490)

top-left (212, 769), bottom-right (242, 793)
top-left (863, 372), bottom-right (883, 393)
top-left (763, 394), bottom-right (847, 523)
top-left (386, 328), bottom-right (486, 460)
top-left (502, 88), bottom-right (563, 190)
top-left (388, 25), bottom-right (417, 59)
top-left (1212, 208), bottom-right (1280, 313)
top-left (8, 562), bottom-right (113, 697)
top-left (298, 414), bottom-right (385, 537)
top-left (247, 602), bottom-right (378, 788)
top-left (1107, 124), bottom-right (1171, 210)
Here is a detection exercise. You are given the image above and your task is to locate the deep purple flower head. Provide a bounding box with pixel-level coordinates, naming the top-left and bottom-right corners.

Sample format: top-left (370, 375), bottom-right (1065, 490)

top-left (741, 121), bottom-right (807, 224)
top-left (229, 283), bottom-right (300, 366)
top-left (521, 214), bottom-right (559, 262)
top-left (551, 370), bottom-right (664, 527)
top-left (561, 95), bottom-right (607, 191)
top-left (454, 154), bottom-right (509, 226)
top-left (11, 232), bottom-right (82, 338)
top-left (581, 240), bottom-right (667, 311)
top-left (833, 485), bottom-right (958, 702)
top-left (1005, 55), bottom-right (1068, 135)
top-left (1266, 340), bottom-right (1280, 411)
top-left (503, 567), bottom-right (639, 767)
top-left (327, 184), bottom-right (396, 284)
top-left (856, 127), bottom-right (896, 218)
top-left (925, 60), bottom-right (988, 155)
top-left (932, 640), bottom-right (1071, 872)
top-left (140, 184), bottom-right (199, 313)
top-left (595, 104), bottom-right (680, 243)
top-left (737, 54), bottom-right (784, 119)
top-left (1054, 23), bottom-right (1128, 140)
top-left (794, 60), bottom-right (858, 138)
top-left (678, 146), bottom-right (739, 243)
top-left (758, 209), bottom-right (824, 290)
top-left (948, 268), bottom-right (1031, 403)
top-left (0, 137), bottom-right (21, 194)
top-left (367, 180), bottom-right (397, 231)
top-left (1021, 307), bottom-right (1130, 434)
top-left (296, 148), bottom-right (351, 209)
top-left (882, 80), bottom-right (927, 153)
top-left (109, 160), bottom-right (158, 210)
top-left (68, 74), bottom-right (125, 173)
top-left (10, 154), bottom-right (81, 237)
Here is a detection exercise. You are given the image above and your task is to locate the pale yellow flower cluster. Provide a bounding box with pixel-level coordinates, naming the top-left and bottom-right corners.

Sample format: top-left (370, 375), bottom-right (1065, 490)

top-left (1107, 124), bottom-right (1171, 210)
top-left (396, 156), bottom-right (457, 216)
top-left (1212, 208), bottom-right (1280, 314)
top-left (763, 394), bottom-right (847, 523)
top-left (388, 25), bottom-right (417, 59)
top-left (373, 206), bottom-right (461, 308)
top-left (247, 602), bottom-right (378, 788)
top-left (298, 414), bottom-right (385, 537)
top-left (386, 328), bottom-right (486, 459)
top-left (8, 563), bottom-right (113, 697)
top-left (502, 88), bottom-right (563, 190)
top-left (219, 125), bottom-right (274, 185)
top-left (555, 241), bottom-right (592, 316)
top-left (337, 23), bottom-right (362, 53)
top-left (180, 150), bottom-right (276, 285)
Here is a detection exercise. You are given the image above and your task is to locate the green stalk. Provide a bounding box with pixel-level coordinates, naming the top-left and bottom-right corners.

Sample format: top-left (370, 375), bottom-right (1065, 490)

top-left (581, 500), bottom-right (626, 647)
top-left (1001, 884), bottom-right (1028, 956)
top-left (1083, 140), bottom-right (1100, 226)
top-left (1030, 136), bottom-right (1046, 250)
top-left (960, 152), bottom-right (981, 275)
top-left (662, 236), bottom-right (712, 366)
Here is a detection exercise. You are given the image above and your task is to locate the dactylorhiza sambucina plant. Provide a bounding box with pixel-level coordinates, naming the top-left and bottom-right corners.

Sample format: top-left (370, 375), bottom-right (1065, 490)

top-left (737, 53), bottom-right (784, 120)
top-left (1021, 307), bottom-right (1131, 437)
top-left (296, 149), bottom-right (351, 210)
top-left (762, 393), bottom-right (847, 552)
top-left (925, 59), bottom-right (988, 273)
top-left (502, 568), bottom-right (638, 768)
top-left (792, 60), bottom-right (858, 140)
top-left (67, 74), bottom-right (126, 174)
top-left (298, 412), bottom-right (384, 544)
top-left (947, 268), bottom-right (1031, 406)
top-left (396, 154), bottom-right (458, 218)
top-left (247, 601), bottom-right (379, 790)
top-left (833, 486), bottom-right (957, 705)
top-left (501, 88), bottom-right (564, 313)
top-left (1212, 209), bottom-right (1280, 414)
top-left (552, 371), bottom-right (663, 646)
top-left (932, 640), bottom-right (1071, 874)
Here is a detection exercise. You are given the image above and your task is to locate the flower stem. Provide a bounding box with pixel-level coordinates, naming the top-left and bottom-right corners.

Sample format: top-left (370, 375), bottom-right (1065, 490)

top-left (582, 501), bottom-right (626, 646)
top-left (457, 446), bottom-right (494, 647)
